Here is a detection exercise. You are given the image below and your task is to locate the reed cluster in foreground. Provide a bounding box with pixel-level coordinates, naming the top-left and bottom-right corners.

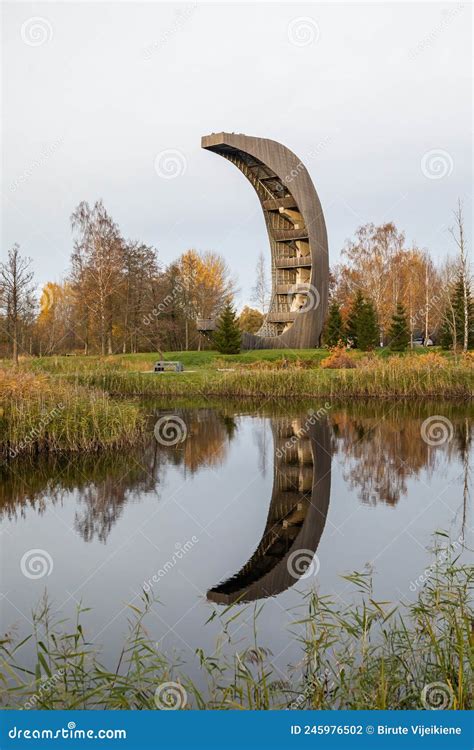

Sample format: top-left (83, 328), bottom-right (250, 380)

top-left (1, 539), bottom-right (472, 710)
top-left (0, 369), bottom-right (145, 459)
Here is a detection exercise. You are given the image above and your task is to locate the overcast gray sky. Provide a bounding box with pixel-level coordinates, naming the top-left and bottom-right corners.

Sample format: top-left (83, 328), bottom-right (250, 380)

top-left (2, 1), bottom-right (472, 308)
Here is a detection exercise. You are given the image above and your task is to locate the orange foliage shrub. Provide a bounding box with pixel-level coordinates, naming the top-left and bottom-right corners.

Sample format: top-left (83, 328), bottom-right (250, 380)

top-left (321, 344), bottom-right (357, 369)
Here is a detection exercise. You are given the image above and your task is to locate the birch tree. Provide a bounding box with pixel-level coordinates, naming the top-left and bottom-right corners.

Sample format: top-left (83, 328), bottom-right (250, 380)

top-left (71, 201), bottom-right (124, 355)
top-left (449, 201), bottom-right (470, 353)
top-left (0, 244), bottom-right (35, 365)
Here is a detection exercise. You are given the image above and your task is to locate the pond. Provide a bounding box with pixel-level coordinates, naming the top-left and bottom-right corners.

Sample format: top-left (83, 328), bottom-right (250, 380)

top-left (0, 400), bottom-right (471, 690)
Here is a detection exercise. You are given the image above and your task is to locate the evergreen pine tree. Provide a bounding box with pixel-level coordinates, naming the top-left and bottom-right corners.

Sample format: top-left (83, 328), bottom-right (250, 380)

top-left (388, 303), bottom-right (410, 351)
top-left (324, 301), bottom-right (345, 346)
top-left (440, 273), bottom-right (474, 350)
top-left (358, 299), bottom-right (379, 351)
top-left (345, 290), bottom-right (366, 348)
top-left (213, 301), bottom-right (242, 354)
top-left (439, 316), bottom-right (453, 350)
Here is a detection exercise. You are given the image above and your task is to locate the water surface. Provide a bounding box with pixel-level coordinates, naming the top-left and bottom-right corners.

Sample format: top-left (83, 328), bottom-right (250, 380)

top-left (0, 401), bottom-right (471, 688)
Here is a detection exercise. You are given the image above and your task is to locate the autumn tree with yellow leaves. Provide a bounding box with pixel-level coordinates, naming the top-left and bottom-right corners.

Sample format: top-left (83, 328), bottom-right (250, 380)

top-left (175, 249), bottom-right (236, 350)
top-left (332, 222), bottom-right (444, 346)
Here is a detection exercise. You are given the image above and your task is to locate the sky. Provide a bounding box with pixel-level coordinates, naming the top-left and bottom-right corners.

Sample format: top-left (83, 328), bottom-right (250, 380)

top-left (2, 1), bottom-right (472, 309)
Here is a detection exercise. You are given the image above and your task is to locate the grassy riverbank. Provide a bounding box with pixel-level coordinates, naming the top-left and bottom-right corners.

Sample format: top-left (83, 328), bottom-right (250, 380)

top-left (1, 349), bottom-right (471, 457)
top-left (0, 369), bottom-right (145, 459)
top-left (1, 540), bottom-right (472, 710)
top-left (22, 348), bottom-right (474, 400)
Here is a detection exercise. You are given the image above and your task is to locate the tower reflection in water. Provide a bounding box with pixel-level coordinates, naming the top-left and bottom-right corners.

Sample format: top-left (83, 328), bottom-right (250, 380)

top-left (207, 416), bottom-right (331, 604)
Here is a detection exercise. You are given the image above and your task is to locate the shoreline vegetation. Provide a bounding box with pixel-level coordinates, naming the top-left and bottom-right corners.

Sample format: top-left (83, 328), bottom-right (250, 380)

top-left (0, 369), bottom-right (145, 460)
top-left (1, 540), bottom-right (472, 710)
top-left (0, 348), bottom-right (472, 458)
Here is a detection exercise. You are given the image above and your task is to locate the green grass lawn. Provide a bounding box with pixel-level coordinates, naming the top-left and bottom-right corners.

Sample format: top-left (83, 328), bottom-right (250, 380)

top-left (21, 346), bottom-right (449, 374)
top-left (27, 348), bottom-right (329, 371)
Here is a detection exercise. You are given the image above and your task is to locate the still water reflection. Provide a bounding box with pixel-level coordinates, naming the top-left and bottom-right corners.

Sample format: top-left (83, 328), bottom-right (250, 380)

top-left (0, 401), bottom-right (471, 677)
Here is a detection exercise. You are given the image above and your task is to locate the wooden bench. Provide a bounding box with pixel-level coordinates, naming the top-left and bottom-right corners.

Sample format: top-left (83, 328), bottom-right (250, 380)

top-left (154, 361), bottom-right (184, 373)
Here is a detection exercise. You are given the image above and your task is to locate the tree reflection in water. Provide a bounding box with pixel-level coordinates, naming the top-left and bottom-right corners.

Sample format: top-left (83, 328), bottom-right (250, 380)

top-left (331, 406), bottom-right (472, 507)
top-left (0, 409), bottom-right (235, 543)
top-left (0, 404), bottom-right (471, 548)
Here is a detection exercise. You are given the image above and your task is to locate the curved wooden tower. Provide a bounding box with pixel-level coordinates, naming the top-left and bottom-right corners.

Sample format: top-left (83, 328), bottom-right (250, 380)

top-left (207, 416), bottom-right (331, 604)
top-left (201, 133), bottom-right (329, 349)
